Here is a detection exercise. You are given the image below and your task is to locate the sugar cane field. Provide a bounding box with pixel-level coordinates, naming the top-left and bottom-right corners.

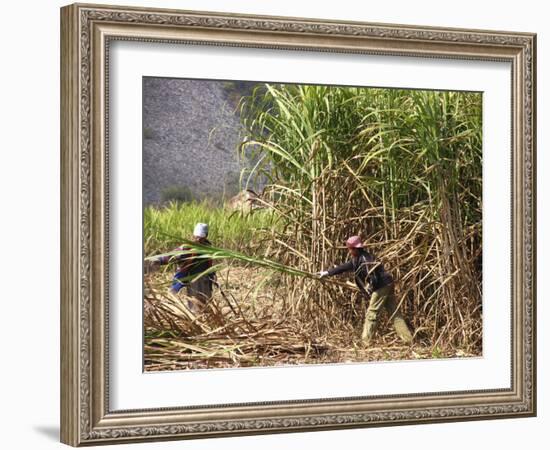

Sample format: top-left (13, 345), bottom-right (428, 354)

top-left (143, 80), bottom-right (482, 371)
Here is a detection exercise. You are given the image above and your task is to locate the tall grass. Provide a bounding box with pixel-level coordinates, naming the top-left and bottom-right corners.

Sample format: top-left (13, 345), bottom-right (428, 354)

top-left (144, 201), bottom-right (276, 256)
top-left (238, 84), bottom-right (482, 352)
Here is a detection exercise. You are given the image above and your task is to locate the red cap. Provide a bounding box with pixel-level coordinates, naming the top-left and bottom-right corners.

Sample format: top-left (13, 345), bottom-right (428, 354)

top-left (346, 235), bottom-right (364, 249)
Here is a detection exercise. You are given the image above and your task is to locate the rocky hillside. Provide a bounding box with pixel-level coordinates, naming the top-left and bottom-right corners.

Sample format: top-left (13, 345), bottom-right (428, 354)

top-left (143, 77), bottom-right (252, 205)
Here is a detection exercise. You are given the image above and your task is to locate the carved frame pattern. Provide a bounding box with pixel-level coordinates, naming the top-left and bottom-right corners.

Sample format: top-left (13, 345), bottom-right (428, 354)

top-left (60, 3), bottom-right (536, 446)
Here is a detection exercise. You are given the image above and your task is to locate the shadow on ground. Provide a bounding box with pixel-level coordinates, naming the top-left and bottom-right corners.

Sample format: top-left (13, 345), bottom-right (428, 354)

top-left (33, 426), bottom-right (59, 442)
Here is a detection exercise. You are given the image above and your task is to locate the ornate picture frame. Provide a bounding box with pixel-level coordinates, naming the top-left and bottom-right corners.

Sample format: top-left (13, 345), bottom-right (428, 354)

top-left (60, 3), bottom-right (536, 446)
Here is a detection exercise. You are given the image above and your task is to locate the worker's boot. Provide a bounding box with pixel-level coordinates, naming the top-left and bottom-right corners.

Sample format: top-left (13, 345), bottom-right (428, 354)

top-left (392, 316), bottom-right (413, 344)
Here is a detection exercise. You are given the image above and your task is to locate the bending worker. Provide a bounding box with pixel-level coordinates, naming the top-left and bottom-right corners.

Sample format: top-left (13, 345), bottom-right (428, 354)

top-left (318, 235), bottom-right (413, 345)
top-left (153, 222), bottom-right (216, 313)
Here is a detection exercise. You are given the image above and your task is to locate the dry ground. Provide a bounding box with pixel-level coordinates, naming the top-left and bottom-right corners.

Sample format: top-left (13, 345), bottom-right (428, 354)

top-left (144, 265), bottom-right (476, 372)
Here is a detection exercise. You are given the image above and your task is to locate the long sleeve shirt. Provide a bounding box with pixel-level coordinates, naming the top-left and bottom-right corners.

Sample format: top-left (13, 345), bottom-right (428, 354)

top-left (327, 250), bottom-right (393, 294)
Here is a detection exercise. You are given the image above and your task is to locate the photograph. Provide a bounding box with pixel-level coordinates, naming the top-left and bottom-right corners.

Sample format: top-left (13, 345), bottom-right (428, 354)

top-left (142, 77), bottom-right (483, 372)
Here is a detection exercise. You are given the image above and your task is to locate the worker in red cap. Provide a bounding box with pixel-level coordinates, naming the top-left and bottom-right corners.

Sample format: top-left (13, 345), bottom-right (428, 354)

top-left (318, 235), bottom-right (413, 345)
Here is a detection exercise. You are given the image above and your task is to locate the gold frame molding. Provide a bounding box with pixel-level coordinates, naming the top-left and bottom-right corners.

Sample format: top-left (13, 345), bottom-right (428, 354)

top-left (60, 3), bottom-right (536, 446)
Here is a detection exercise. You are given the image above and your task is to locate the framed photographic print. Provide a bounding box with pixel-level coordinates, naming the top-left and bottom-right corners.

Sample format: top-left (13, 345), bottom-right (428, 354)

top-left (60, 3), bottom-right (536, 446)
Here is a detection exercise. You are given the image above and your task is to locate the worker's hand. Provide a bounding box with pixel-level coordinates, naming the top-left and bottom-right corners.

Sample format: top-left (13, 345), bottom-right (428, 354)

top-left (317, 271), bottom-right (329, 279)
